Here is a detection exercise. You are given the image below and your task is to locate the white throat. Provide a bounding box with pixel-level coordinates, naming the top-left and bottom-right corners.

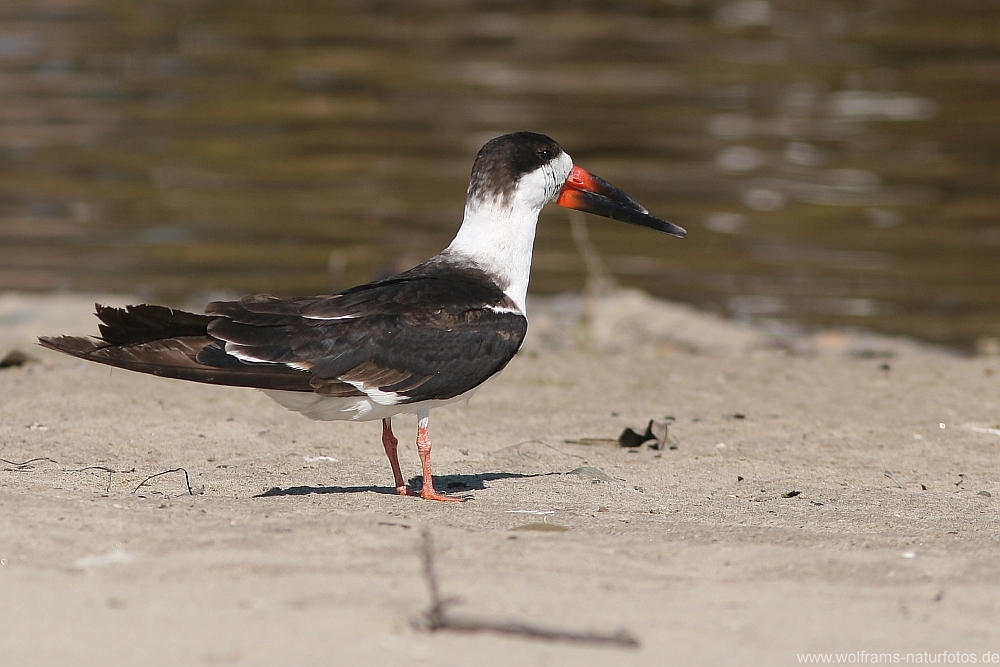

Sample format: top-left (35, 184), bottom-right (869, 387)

top-left (443, 151), bottom-right (573, 313)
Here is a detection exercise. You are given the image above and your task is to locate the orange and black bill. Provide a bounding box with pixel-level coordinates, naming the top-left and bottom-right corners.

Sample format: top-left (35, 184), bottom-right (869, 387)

top-left (556, 165), bottom-right (686, 238)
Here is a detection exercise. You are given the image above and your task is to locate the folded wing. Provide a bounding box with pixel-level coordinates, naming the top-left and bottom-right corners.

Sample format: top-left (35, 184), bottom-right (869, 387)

top-left (39, 262), bottom-right (527, 405)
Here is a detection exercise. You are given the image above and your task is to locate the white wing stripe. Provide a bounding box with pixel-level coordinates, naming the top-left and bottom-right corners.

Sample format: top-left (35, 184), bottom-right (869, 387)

top-left (343, 380), bottom-right (404, 406)
top-left (301, 314), bottom-right (358, 321)
top-left (485, 304), bottom-right (522, 315)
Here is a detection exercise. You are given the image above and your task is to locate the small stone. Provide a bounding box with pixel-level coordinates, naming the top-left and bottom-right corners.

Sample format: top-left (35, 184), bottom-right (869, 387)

top-left (568, 466), bottom-right (613, 483)
top-left (977, 490), bottom-right (992, 497)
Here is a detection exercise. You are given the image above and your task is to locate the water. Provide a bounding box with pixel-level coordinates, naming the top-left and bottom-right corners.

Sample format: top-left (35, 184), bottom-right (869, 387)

top-left (1, 1), bottom-right (998, 351)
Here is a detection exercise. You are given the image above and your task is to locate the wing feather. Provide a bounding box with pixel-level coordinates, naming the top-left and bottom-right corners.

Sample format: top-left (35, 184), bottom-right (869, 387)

top-left (206, 261), bottom-right (528, 402)
top-left (39, 334), bottom-right (315, 391)
top-left (41, 260), bottom-right (526, 402)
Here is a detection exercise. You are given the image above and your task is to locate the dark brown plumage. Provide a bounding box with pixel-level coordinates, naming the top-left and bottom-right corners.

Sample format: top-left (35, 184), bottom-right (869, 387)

top-left (39, 260), bottom-right (527, 403)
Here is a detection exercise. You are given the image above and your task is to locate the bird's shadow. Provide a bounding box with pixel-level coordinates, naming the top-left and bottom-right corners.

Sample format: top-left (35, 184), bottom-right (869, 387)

top-left (254, 471), bottom-right (560, 498)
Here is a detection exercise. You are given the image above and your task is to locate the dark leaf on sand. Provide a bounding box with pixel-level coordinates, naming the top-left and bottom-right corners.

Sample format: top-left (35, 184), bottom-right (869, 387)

top-left (618, 419), bottom-right (674, 449)
top-left (618, 426), bottom-right (650, 448)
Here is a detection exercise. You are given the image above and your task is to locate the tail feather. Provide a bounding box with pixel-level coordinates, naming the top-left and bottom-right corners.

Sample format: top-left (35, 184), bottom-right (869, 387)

top-left (95, 304), bottom-right (214, 345)
top-left (38, 305), bottom-right (315, 392)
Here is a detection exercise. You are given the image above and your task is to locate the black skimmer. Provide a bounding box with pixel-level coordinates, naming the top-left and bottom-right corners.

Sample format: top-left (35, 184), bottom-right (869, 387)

top-left (39, 132), bottom-right (685, 501)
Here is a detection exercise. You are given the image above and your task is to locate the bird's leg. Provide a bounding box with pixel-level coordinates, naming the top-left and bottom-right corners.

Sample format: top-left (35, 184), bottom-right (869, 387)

top-left (415, 413), bottom-right (462, 502)
top-left (381, 418), bottom-right (413, 496)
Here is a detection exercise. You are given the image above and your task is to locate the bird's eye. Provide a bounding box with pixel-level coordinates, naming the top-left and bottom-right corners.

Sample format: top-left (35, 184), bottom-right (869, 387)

top-left (538, 149), bottom-right (553, 160)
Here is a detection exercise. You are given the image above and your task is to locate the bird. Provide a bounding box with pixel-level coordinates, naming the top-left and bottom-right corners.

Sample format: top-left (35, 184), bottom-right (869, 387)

top-left (39, 132), bottom-right (685, 501)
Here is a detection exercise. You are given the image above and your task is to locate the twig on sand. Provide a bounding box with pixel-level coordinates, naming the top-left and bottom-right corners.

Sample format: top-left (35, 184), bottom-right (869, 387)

top-left (1, 456), bottom-right (58, 469)
top-left (132, 467), bottom-right (194, 495)
top-left (4, 456), bottom-right (122, 493)
top-left (415, 528), bottom-right (640, 648)
top-left (2, 455), bottom-right (178, 496)
top-left (884, 470), bottom-right (904, 489)
top-left (68, 465), bottom-right (118, 493)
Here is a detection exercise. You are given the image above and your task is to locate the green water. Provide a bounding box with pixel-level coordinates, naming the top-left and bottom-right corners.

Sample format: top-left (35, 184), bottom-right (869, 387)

top-left (1, 1), bottom-right (998, 350)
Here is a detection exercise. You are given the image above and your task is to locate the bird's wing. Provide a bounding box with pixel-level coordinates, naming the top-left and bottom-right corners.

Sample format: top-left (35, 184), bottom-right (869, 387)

top-left (205, 263), bottom-right (527, 403)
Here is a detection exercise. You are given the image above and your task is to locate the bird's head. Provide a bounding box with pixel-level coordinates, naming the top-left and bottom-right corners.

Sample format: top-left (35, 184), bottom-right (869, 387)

top-left (467, 132), bottom-right (686, 238)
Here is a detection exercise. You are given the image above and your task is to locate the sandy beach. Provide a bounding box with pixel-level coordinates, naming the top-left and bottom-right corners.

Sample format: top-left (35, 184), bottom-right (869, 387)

top-left (1, 291), bottom-right (998, 666)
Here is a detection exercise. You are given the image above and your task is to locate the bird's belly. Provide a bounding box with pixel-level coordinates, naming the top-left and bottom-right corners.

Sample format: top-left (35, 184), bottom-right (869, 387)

top-left (260, 388), bottom-right (478, 422)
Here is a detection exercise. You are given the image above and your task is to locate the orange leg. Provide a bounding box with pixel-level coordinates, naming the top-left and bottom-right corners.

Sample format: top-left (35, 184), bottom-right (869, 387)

top-left (416, 414), bottom-right (462, 502)
top-left (381, 418), bottom-right (413, 496)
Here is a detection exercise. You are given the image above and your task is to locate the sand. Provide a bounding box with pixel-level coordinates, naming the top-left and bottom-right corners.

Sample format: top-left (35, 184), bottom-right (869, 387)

top-left (1, 291), bottom-right (998, 666)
